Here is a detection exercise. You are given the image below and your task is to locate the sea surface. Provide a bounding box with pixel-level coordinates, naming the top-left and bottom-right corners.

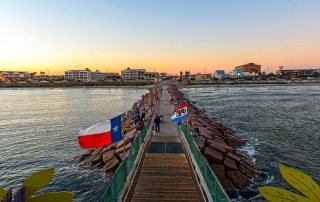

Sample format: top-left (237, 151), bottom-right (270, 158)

top-left (0, 87), bottom-right (148, 201)
top-left (181, 86), bottom-right (320, 201)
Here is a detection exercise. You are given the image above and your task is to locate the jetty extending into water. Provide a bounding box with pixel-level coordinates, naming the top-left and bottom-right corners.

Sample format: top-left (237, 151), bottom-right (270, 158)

top-left (77, 81), bottom-right (256, 201)
top-left (129, 84), bottom-right (203, 201)
top-left (93, 83), bottom-right (231, 202)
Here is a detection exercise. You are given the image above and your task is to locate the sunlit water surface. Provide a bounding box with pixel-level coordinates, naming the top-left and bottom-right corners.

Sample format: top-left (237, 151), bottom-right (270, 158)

top-left (182, 86), bottom-right (320, 201)
top-left (0, 87), bottom-right (148, 201)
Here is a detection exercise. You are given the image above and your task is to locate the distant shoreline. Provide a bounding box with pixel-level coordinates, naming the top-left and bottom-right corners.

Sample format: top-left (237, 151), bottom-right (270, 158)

top-left (0, 81), bottom-right (155, 89)
top-left (180, 82), bottom-right (320, 88)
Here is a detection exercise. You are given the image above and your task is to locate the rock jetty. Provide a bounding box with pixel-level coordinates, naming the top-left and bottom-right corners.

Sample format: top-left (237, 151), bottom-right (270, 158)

top-left (168, 83), bottom-right (256, 195)
top-left (75, 85), bottom-right (159, 177)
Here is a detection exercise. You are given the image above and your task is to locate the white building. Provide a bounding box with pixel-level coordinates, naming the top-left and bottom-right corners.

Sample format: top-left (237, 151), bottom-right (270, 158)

top-left (65, 68), bottom-right (91, 81)
top-left (91, 70), bottom-right (120, 81)
top-left (0, 71), bottom-right (31, 81)
top-left (121, 68), bottom-right (146, 80)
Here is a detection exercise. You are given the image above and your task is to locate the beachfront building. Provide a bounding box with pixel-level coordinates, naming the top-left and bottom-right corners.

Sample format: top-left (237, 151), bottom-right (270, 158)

top-left (0, 71), bottom-right (31, 81)
top-left (91, 70), bottom-right (120, 81)
top-left (214, 70), bottom-right (225, 78)
top-left (121, 68), bottom-right (146, 80)
top-left (235, 63), bottom-right (261, 74)
top-left (65, 68), bottom-right (91, 82)
top-left (276, 68), bottom-right (320, 77)
top-left (195, 73), bottom-right (202, 81)
top-left (192, 73), bottom-right (211, 81)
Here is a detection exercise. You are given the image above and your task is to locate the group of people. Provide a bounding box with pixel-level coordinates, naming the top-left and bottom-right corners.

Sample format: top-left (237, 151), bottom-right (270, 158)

top-left (131, 106), bottom-right (146, 131)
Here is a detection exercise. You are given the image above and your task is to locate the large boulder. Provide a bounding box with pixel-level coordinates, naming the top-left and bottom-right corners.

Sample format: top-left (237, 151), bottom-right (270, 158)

top-left (208, 141), bottom-right (233, 154)
top-left (204, 147), bottom-right (223, 164)
top-left (239, 161), bottom-right (256, 179)
top-left (200, 132), bottom-right (214, 140)
top-left (125, 129), bottom-right (136, 142)
top-left (115, 142), bottom-right (132, 155)
top-left (91, 153), bottom-right (102, 164)
top-left (115, 140), bottom-right (125, 149)
top-left (214, 136), bottom-right (226, 143)
top-left (210, 164), bottom-right (225, 180)
top-left (224, 156), bottom-right (238, 171)
top-left (219, 178), bottom-right (236, 193)
top-left (226, 152), bottom-right (241, 164)
top-left (91, 147), bottom-right (103, 156)
top-left (101, 143), bottom-right (117, 153)
top-left (103, 157), bottom-right (120, 173)
top-left (74, 149), bottom-right (93, 161)
top-left (194, 136), bottom-right (206, 152)
top-left (102, 150), bottom-right (115, 164)
top-left (226, 171), bottom-right (250, 190)
top-left (226, 135), bottom-right (244, 148)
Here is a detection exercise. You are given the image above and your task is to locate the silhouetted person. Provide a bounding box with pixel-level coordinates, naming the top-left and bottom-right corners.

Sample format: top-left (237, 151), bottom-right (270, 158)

top-left (154, 115), bottom-right (161, 132)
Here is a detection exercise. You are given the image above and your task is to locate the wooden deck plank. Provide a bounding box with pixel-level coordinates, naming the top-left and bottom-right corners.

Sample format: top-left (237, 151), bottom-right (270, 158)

top-left (131, 153), bottom-right (201, 202)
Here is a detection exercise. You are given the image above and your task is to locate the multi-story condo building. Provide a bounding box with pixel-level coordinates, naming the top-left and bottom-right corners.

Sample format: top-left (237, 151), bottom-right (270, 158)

top-left (65, 68), bottom-right (120, 81)
top-left (91, 70), bottom-right (120, 81)
top-left (235, 63), bottom-right (261, 74)
top-left (0, 71), bottom-right (31, 81)
top-left (65, 68), bottom-right (91, 81)
top-left (121, 68), bottom-right (146, 80)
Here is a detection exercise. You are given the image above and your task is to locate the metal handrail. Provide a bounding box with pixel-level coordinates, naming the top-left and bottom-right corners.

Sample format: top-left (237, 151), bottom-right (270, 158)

top-left (97, 122), bottom-right (151, 202)
top-left (179, 122), bottom-right (230, 202)
top-left (98, 92), bottom-right (160, 202)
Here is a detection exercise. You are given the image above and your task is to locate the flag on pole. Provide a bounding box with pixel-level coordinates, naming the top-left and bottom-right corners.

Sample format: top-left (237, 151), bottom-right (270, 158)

top-left (78, 115), bottom-right (122, 149)
top-left (171, 104), bottom-right (188, 122)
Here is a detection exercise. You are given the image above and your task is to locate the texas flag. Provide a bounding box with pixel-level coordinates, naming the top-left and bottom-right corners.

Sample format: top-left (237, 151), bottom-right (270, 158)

top-left (171, 104), bottom-right (188, 122)
top-left (78, 115), bottom-right (122, 149)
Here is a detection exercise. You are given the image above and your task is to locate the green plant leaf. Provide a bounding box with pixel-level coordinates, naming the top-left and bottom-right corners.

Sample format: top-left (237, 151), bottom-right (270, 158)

top-left (279, 164), bottom-right (320, 201)
top-left (26, 192), bottom-right (74, 202)
top-left (0, 186), bottom-right (5, 200)
top-left (259, 187), bottom-right (310, 202)
top-left (22, 168), bottom-right (55, 197)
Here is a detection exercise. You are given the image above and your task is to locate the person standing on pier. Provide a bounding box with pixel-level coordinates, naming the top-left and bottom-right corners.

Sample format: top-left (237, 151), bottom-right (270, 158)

top-left (154, 115), bottom-right (161, 132)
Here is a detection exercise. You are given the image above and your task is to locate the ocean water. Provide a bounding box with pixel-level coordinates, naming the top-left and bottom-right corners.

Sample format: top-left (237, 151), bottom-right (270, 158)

top-left (0, 87), bottom-right (148, 201)
top-left (181, 86), bottom-right (320, 201)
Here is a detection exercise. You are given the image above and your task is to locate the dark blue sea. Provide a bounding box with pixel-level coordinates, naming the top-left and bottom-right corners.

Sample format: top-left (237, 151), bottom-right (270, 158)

top-left (0, 87), bottom-right (147, 201)
top-left (182, 85), bottom-right (320, 201)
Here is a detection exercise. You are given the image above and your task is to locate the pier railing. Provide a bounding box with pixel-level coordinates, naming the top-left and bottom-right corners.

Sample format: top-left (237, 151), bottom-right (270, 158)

top-left (98, 121), bottom-right (151, 202)
top-left (179, 122), bottom-right (230, 202)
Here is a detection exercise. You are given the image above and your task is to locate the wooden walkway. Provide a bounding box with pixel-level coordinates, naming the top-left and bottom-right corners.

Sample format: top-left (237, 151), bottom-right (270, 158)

top-left (130, 84), bottom-right (202, 202)
top-left (131, 153), bottom-right (201, 202)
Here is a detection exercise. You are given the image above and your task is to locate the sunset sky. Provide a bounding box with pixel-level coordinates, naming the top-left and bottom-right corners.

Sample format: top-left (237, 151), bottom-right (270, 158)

top-left (0, 0), bottom-right (320, 75)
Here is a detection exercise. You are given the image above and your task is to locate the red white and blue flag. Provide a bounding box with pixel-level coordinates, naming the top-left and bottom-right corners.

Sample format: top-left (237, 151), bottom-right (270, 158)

top-left (171, 104), bottom-right (188, 122)
top-left (78, 115), bottom-right (122, 149)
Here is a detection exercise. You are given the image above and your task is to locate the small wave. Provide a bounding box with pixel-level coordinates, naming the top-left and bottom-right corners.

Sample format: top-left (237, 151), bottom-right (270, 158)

top-left (265, 174), bottom-right (274, 184)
